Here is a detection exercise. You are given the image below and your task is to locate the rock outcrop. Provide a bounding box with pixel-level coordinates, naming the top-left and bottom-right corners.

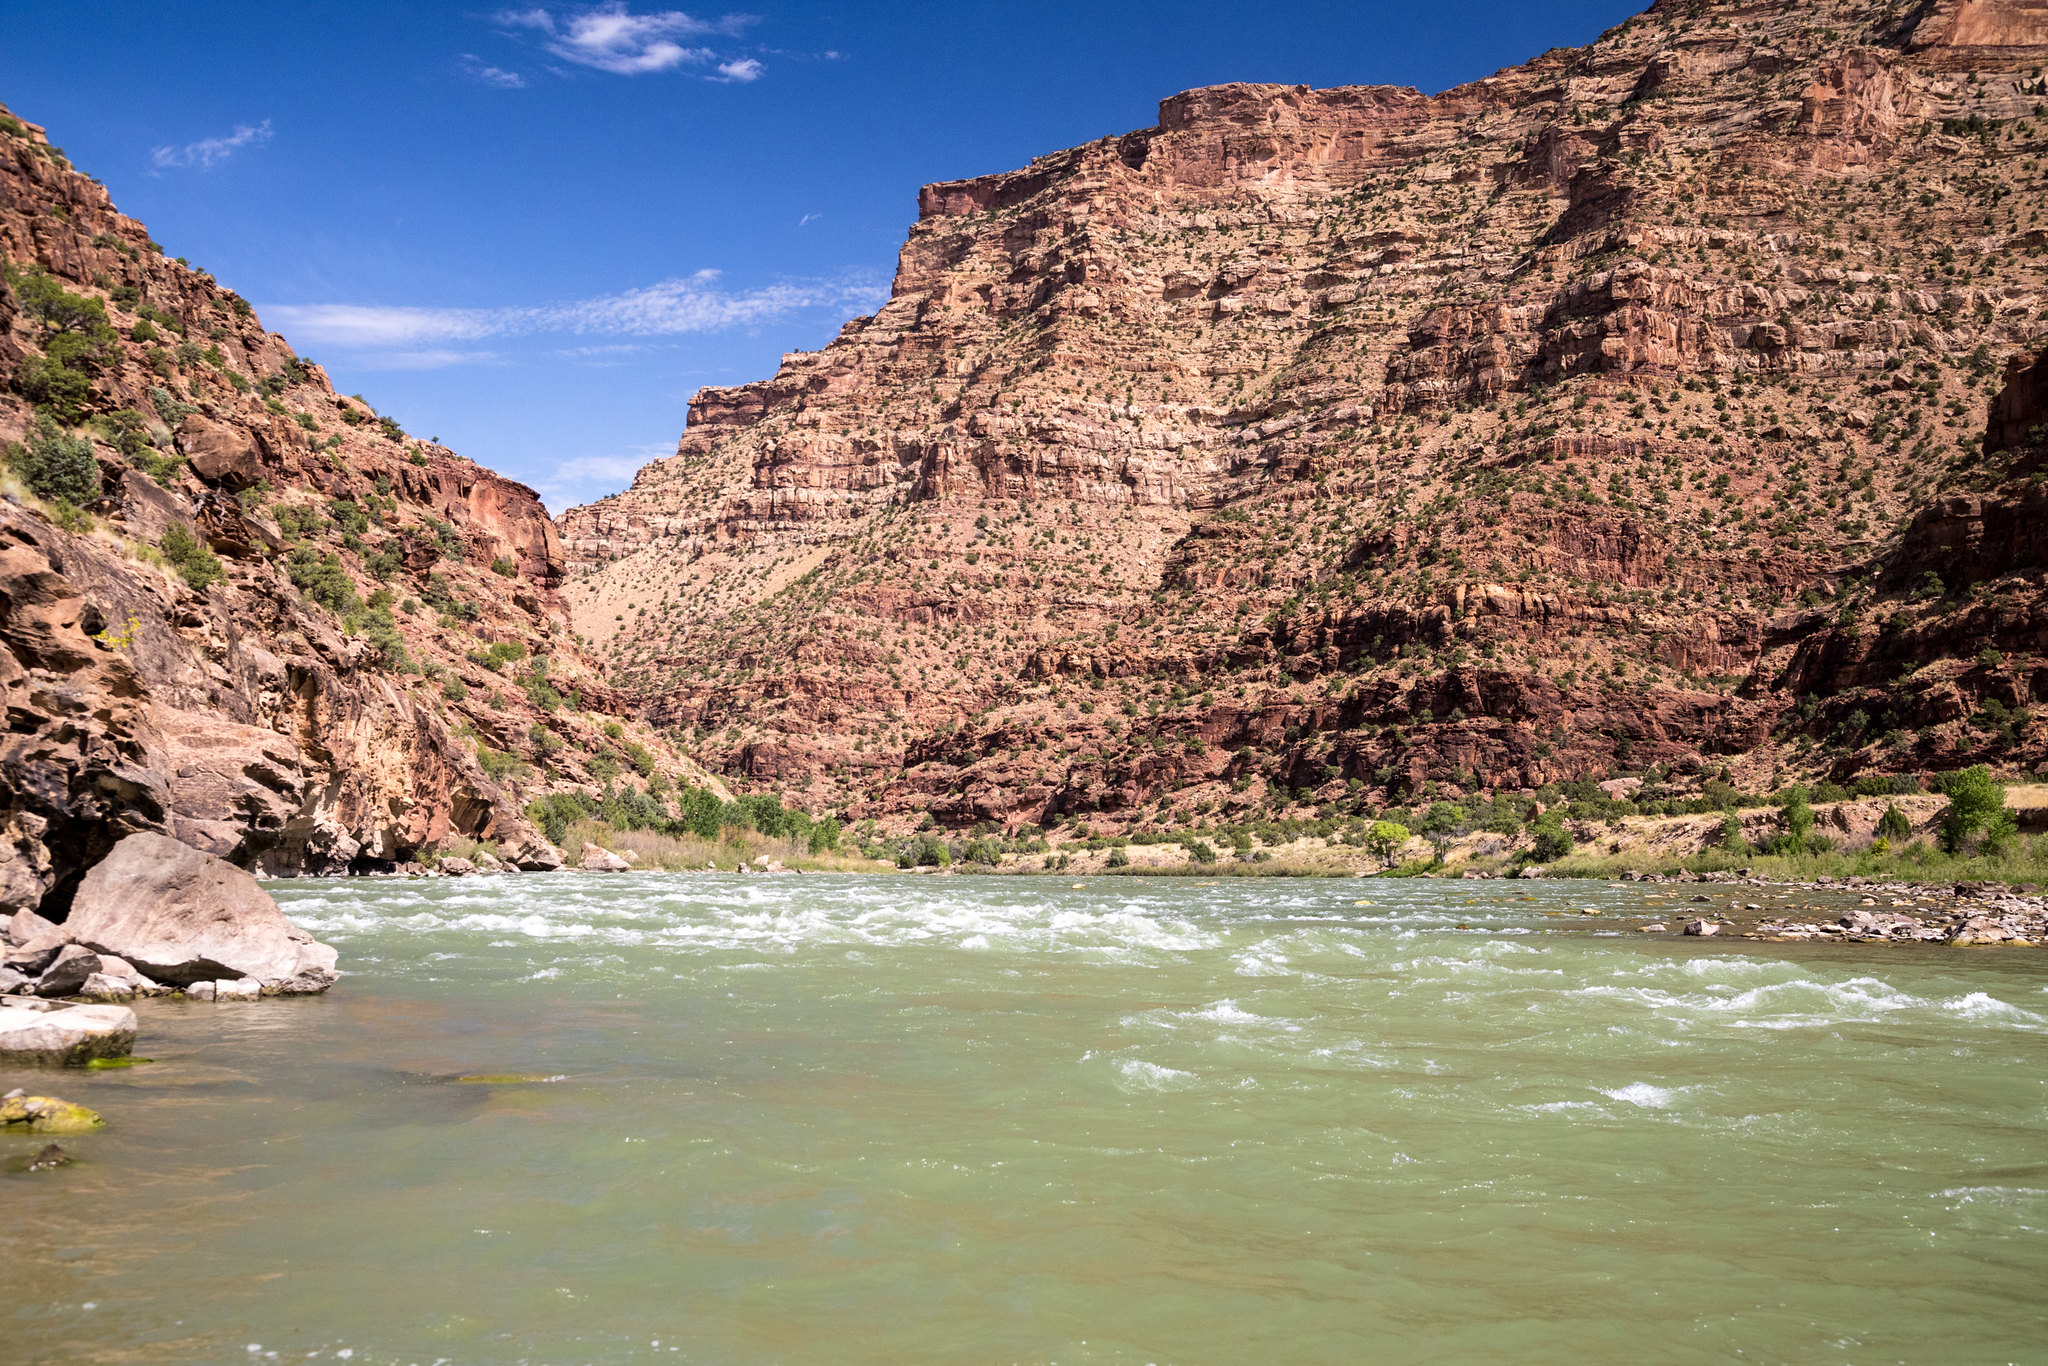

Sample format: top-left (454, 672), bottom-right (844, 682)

top-left (0, 100), bottom-right (726, 914)
top-left (550, 0), bottom-right (2048, 833)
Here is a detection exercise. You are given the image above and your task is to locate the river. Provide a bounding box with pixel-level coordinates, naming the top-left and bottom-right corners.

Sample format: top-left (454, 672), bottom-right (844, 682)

top-left (4, 873), bottom-right (2045, 1364)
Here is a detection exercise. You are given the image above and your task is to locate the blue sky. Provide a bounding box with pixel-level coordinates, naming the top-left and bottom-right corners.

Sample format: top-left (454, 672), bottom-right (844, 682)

top-left (2, 0), bottom-right (1642, 510)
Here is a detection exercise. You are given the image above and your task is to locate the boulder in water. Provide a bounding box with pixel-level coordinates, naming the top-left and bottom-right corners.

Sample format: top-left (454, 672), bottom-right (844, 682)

top-left (439, 857), bottom-right (478, 877)
top-left (1682, 919), bottom-right (1720, 937)
top-left (503, 836), bottom-right (563, 872)
top-left (0, 1091), bottom-right (106, 1133)
top-left (64, 833), bottom-right (338, 993)
top-left (579, 843), bottom-right (630, 872)
top-left (0, 1002), bottom-right (137, 1064)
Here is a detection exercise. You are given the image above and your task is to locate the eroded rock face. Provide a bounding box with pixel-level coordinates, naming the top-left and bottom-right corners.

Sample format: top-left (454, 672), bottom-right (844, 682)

top-left (555, 0), bottom-right (2048, 831)
top-left (63, 832), bottom-right (338, 991)
top-left (0, 101), bottom-right (732, 903)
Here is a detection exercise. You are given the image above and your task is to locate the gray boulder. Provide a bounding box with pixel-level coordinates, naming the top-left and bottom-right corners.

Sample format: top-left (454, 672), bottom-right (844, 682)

top-left (4, 907), bottom-right (57, 947)
top-left (3, 928), bottom-right (68, 977)
top-left (76, 973), bottom-right (135, 1002)
top-left (64, 833), bottom-right (339, 993)
top-left (34, 945), bottom-right (104, 998)
top-left (0, 1003), bottom-right (137, 1065)
top-left (503, 836), bottom-right (564, 872)
top-left (579, 843), bottom-right (630, 872)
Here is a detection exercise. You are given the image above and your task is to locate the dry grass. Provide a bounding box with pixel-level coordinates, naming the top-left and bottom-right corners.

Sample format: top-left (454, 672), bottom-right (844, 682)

top-left (570, 820), bottom-right (890, 873)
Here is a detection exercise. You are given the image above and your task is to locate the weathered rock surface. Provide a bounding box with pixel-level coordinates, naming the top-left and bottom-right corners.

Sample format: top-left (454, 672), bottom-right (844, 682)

top-left (578, 842), bottom-right (630, 872)
top-left (63, 832), bottom-right (338, 991)
top-left (0, 1090), bottom-right (106, 1132)
top-left (0, 101), bottom-right (725, 908)
top-left (554, 0), bottom-right (2048, 837)
top-left (0, 1003), bottom-right (136, 1064)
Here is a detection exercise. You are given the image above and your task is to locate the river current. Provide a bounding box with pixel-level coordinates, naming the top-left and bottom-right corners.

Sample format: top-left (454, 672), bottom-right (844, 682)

top-left (3, 873), bottom-right (2044, 1364)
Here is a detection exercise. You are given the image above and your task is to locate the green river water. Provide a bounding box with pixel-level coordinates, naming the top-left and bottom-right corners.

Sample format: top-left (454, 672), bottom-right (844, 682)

top-left (3, 873), bottom-right (2045, 1365)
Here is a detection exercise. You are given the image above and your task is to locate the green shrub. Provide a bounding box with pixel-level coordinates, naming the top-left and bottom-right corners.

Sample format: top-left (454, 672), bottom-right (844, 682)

top-left (476, 743), bottom-right (525, 783)
top-left (287, 546), bottom-right (359, 614)
top-left (422, 572), bottom-right (478, 621)
top-left (468, 640), bottom-right (528, 671)
top-left (159, 522), bottom-right (223, 592)
top-left (1877, 803), bottom-right (1911, 842)
top-left (273, 504), bottom-right (320, 540)
top-left (622, 740), bottom-right (656, 777)
top-left (10, 266), bottom-right (107, 336)
top-left (1529, 815), bottom-right (1573, 863)
top-left (490, 555), bottom-right (517, 578)
top-left (1937, 765), bottom-right (2013, 854)
top-left (1719, 810), bottom-right (1749, 855)
top-left (6, 416), bottom-right (100, 503)
top-left (526, 791), bottom-right (594, 844)
top-left (345, 595), bottom-right (410, 669)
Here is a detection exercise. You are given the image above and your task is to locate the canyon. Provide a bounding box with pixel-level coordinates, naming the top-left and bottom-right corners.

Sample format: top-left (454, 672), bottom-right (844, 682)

top-left (4, 0), bottom-right (2048, 918)
top-left (0, 100), bottom-right (718, 911)
top-left (558, 0), bottom-right (2048, 837)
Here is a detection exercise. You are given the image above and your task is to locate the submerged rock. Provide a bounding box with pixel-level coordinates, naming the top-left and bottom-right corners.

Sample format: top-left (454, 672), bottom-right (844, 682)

top-left (26, 1142), bottom-right (73, 1171)
top-left (0, 1003), bottom-right (136, 1064)
top-left (64, 833), bottom-right (338, 994)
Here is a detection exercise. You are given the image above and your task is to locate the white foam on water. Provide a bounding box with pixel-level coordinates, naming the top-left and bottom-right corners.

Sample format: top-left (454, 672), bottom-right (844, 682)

top-left (1601, 1082), bottom-right (1681, 1109)
top-left (1937, 1186), bottom-right (2047, 1206)
top-left (1939, 992), bottom-right (2048, 1028)
top-left (1116, 1058), bottom-right (1199, 1090)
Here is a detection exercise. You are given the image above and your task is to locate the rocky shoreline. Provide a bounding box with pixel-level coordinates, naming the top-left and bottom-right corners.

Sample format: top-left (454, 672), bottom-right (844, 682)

top-left (2, 832), bottom-right (337, 1005)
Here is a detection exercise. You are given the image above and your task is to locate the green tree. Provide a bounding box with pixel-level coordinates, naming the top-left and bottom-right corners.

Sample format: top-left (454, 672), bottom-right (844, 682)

top-left (1364, 820), bottom-right (1410, 867)
top-left (1421, 800), bottom-right (1462, 860)
top-left (1775, 786), bottom-right (1815, 855)
top-left (1877, 803), bottom-right (1911, 843)
top-left (1938, 765), bottom-right (2010, 854)
top-left (1719, 810), bottom-right (1748, 854)
top-left (1529, 814), bottom-right (1573, 863)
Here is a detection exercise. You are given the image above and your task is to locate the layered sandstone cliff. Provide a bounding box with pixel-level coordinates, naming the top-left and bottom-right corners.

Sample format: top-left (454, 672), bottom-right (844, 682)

top-left (0, 103), bottom-right (716, 912)
top-left (559, 0), bottom-right (2048, 832)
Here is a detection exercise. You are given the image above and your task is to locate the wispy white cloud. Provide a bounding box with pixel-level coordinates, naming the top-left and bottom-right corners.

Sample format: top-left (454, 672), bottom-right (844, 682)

top-left (151, 119), bottom-right (272, 171)
top-left (713, 57), bottom-right (763, 83)
top-left (353, 349), bottom-right (500, 371)
top-left (535, 446), bottom-right (673, 511)
top-left (461, 54), bottom-right (527, 87)
top-left (491, 4), bottom-right (758, 75)
top-left (264, 270), bottom-right (887, 351)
